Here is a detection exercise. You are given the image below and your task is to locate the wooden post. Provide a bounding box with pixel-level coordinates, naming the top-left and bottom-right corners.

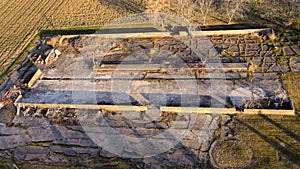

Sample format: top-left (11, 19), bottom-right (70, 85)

top-left (17, 103), bottom-right (21, 116)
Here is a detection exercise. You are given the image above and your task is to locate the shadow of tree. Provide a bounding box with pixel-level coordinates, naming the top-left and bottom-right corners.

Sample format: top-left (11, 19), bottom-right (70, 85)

top-left (259, 114), bottom-right (300, 144)
top-left (243, 7), bottom-right (283, 27)
top-left (236, 118), bottom-right (300, 167)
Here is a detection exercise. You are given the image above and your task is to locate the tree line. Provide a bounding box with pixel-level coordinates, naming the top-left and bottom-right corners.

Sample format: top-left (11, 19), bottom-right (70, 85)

top-left (144, 0), bottom-right (300, 26)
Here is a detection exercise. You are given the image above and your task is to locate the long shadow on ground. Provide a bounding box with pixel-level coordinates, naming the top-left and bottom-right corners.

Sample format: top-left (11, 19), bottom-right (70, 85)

top-left (236, 118), bottom-right (300, 167)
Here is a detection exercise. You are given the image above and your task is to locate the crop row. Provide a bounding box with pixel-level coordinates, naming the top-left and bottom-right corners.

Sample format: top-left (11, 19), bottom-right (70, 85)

top-left (0, 0), bottom-right (148, 79)
top-left (0, 0), bottom-right (63, 74)
top-left (48, 0), bottom-right (140, 28)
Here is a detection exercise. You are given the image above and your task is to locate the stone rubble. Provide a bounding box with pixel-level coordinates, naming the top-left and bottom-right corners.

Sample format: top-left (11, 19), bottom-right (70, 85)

top-left (0, 113), bottom-right (221, 167)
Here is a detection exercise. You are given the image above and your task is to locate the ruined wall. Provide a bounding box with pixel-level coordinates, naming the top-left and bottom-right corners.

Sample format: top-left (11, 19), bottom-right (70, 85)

top-left (0, 113), bottom-right (221, 168)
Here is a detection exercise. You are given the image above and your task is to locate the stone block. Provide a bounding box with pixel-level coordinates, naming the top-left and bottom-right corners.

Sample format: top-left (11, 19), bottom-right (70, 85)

top-left (100, 149), bottom-right (117, 158)
top-left (181, 138), bottom-right (201, 150)
top-left (73, 147), bottom-right (99, 156)
top-left (50, 146), bottom-right (77, 156)
top-left (65, 125), bottom-right (85, 132)
top-left (247, 44), bottom-right (260, 51)
top-left (0, 126), bottom-right (24, 136)
top-left (171, 120), bottom-right (189, 129)
top-left (283, 46), bottom-right (295, 56)
top-left (0, 150), bottom-right (12, 159)
top-left (14, 147), bottom-right (50, 161)
top-left (291, 45), bottom-right (300, 55)
top-left (229, 46), bottom-right (239, 53)
top-left (200, 140), bottom-right (211, 152)
top-left (291, 57), bottom-right (300, 72)
top-left (13, 117), bottom-right (50, 128)
top-left (54, 138), bottom-right (98, 147)
top-left (27, 127), bottom-right (57, 142)
top-left (0, 134), bottom-right (30, 150)
top-left (166, 149), bottom-right (198, 167)
top-left (55, 126), bottom-right (90, 140)
top-left (51, 146), bottom-right (99, 157)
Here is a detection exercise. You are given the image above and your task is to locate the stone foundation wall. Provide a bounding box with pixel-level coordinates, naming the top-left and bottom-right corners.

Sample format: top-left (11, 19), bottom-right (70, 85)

top-left (0, 113), bottom-right (221, 168)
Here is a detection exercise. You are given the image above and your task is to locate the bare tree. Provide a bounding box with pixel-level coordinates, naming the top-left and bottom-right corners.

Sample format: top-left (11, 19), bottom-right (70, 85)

top-left (176, 0), bottom-right (185, 18)
top-left (196, 0), bottom-right (214, 25)
top-left (145, 0), bottom-right (171, 27)
top-left (277, 0), bottom-right (300, 25)
top-left (146, 0), bottom-right (170, 14)
top-left (221, 0), bottom-right (246, 24)
top-left (256, 0), bottom-right (299, 26)
top-left (173, 0), bottom-right (196, 24)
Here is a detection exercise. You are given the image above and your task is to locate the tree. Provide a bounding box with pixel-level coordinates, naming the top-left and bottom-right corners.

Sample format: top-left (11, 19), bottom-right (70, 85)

top-left (276, 0), bottom-right (300, 25)
top-left (176, 0), bottom-right (194, 20)
top-left (145, 0), bottom-right (170, 14)
top-left (145, 0), bottom-right (171, 27)
top-left (221, 0), bottom-right (246, 24)
top-left (176, 0), bottom-right (185, 18)
top-left (254, 0), bottom-right (300, 26)
top-left (196, 0), bottom-right (214, 25)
